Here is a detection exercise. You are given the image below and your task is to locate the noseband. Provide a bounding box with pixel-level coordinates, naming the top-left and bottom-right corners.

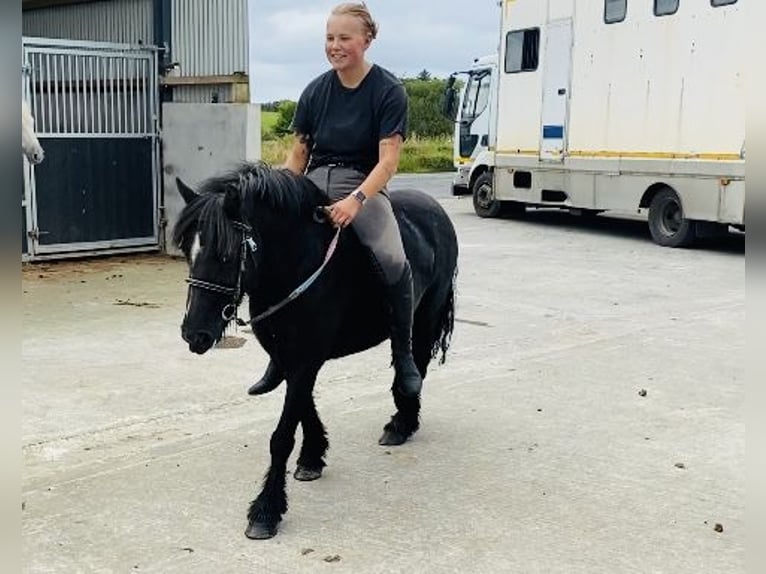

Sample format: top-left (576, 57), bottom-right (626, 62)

top-left (186, 219), bottom-right (341, 326)
top-left (185, 221), bottom-right (257, 323)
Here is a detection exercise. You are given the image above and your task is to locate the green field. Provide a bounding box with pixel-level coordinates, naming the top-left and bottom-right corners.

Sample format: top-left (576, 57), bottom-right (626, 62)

top-left (260, 133), bottom-right (453, 174)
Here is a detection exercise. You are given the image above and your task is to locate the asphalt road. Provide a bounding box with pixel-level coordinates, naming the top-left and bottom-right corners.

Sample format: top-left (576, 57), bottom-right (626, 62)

top-left (22, 173), bottom-right (744, 573)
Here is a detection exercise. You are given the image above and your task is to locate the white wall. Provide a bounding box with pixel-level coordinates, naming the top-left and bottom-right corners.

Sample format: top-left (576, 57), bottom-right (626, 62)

top-left (161, 103), bottom-right (261, 254)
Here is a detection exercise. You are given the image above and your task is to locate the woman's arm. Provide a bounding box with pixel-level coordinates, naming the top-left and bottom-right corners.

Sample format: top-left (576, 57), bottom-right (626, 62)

top-left (357, 134), bottom-right (402, 199)
top-left (327, 134), bottom-right (403, 227)
top-left (283, 134), bottom-right (311, 175)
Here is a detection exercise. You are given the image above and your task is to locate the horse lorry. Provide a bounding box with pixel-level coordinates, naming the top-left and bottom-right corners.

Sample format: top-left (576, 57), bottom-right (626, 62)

top-left (442, 0), bottom-right (745, 247)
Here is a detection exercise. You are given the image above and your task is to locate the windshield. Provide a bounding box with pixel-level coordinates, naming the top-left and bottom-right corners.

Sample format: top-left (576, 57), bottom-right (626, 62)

top-left (460, 70), bottom-right (491, 122)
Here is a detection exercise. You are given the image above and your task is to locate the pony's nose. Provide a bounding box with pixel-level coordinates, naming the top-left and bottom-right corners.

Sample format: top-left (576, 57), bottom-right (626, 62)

top-left (32, 150), bottom-right (44, 164)
top-left (183, 330), bottom-right (214, 354)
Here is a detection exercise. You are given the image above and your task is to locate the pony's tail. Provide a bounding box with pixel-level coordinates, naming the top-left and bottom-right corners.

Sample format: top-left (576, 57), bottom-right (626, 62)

top-left (431, 267), bottom-right (457, 365)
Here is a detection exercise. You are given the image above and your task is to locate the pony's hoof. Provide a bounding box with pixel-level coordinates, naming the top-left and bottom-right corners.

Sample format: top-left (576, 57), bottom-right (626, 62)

top-left (294, 466), bottom-right (323, 481)
top-left (378, 429), bottom-right (408, 446)
top-left (245, 521), bottom-right (278, 540)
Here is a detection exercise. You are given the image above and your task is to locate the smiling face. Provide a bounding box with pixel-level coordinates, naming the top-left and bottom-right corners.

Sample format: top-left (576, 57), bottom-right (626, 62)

top-left (325, 14), bottom-right (370, 73)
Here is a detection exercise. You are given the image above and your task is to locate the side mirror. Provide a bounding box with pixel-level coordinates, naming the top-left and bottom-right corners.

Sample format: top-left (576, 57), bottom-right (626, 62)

top-left (441, 75), bottom-right (458, 121)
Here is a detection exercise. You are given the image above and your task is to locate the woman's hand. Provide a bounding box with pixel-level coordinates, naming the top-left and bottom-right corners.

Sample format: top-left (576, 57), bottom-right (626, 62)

top-left (328, 195), bottom-right (362, 227)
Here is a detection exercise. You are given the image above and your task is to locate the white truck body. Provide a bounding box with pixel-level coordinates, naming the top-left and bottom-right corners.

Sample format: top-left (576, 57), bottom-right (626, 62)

top-left (465, 0), bottom-right (745, 246)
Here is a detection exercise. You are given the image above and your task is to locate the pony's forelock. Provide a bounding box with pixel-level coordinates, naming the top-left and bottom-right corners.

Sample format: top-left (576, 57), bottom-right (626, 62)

top-left (172, 162), bottom-right (324, 259)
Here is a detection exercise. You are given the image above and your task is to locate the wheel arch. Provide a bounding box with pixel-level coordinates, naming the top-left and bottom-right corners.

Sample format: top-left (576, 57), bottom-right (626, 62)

top-left (468, 164), bottom-right (493, 193)
top-left (640, 182), bottom-right (678, 210)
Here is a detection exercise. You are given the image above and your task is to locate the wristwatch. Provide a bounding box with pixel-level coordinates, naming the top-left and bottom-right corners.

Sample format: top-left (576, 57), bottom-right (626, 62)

top-left (351, 189), bottom-right (367, 206)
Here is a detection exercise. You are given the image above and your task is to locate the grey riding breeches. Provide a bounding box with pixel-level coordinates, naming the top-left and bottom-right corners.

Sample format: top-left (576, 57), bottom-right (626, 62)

top-left (306, 165), bottom-right (407, 286)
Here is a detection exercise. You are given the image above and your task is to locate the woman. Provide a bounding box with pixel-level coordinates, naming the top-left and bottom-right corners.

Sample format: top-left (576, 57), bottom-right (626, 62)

top-left (248, 2), bottom-right (422, 397)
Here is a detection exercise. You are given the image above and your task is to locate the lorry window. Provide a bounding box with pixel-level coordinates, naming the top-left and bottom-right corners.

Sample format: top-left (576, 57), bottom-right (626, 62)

top-left (461, 72), bottom-right (491, 121)
top-left (504, 28), bottom-right (539, 73)
top-left (654, 0), bottom-right (679, 16)
top-left (604, 0), bottom-right (627, 23)
top-left (711, 0), bottom-right (736, 5)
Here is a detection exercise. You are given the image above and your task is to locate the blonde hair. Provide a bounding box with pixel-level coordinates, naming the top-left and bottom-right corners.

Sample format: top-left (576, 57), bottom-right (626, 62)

top-left (331, 2), bottom-right (379, 40)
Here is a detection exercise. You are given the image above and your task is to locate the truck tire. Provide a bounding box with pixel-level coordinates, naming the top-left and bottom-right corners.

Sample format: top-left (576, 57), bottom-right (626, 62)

top-left (472, 172), bottom-right (526, 218)
top-left (472, 172), bottom-right (502, 218)
top-left (648, 188), bottom-right (697, 247)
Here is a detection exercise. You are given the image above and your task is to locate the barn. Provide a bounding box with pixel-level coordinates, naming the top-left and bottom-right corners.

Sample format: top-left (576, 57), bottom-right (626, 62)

top-left (22, 0), bottom-right (258, 260)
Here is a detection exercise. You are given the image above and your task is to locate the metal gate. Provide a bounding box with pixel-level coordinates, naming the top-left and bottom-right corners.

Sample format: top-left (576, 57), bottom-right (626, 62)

top-left (22, 37), bottom-right (159, 260)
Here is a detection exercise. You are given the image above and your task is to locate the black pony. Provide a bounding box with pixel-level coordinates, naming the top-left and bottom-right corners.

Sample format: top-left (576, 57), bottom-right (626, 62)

top-left (173, 162), bottom-right (458, 539)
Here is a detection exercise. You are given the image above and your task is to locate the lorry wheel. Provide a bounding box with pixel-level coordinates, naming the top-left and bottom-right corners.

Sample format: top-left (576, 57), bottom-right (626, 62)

top-left (648, 188), bottom-right (697, 247)
top-left (472, 172), bottom-right (502, 218)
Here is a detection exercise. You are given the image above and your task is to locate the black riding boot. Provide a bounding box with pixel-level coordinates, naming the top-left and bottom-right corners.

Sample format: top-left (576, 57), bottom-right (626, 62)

top-left (247, 359), bottom-right (284, 395)
top-left (386, 263), bottom-right (422, 397)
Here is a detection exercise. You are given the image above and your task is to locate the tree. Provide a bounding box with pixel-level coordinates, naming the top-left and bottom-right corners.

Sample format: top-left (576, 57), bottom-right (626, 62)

top-left (401, 77), bottom-right (453, 138)
top-left (416, 69), bottom-right (432, 81)
top-left (273, 100), bottom-right (297, 136)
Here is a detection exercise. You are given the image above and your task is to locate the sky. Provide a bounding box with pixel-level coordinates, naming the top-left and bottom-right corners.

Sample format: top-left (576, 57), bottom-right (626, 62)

top-left (247, 0), bottom-right (502, 103)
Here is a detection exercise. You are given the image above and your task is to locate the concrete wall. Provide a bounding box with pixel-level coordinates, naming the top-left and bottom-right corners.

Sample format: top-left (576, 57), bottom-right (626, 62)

top-left (161, 102), bottom-right (261, 255)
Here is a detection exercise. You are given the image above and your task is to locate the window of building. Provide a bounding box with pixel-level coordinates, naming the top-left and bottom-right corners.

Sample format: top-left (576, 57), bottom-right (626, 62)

top-left (604, 0), bottom-right (627, 23)
top-left (654, 0), bottom-right (679, 16)
top-left (711, 0), bottom-right (737, 6)
top-left (505, 28), bottom-right (539, 73)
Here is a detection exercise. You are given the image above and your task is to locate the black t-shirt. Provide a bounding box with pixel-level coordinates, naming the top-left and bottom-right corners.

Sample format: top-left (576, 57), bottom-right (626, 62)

top-left (292, 64), bottom-right (408, 175)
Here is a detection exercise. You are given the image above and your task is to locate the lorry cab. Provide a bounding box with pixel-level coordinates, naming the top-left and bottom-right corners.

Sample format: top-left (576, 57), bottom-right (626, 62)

top-left (442, 55), bottom-right (497, 195)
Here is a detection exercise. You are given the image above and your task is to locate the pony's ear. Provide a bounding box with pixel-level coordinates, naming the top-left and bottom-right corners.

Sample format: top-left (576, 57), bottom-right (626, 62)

top-left (223, 185), bottom-right (241, 221)
top-left (176, 177), bottom-right (199, 205)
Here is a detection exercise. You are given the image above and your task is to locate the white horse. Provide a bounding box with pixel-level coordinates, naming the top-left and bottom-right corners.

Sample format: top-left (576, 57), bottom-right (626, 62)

top-left (22, 100), bottom-right (44, 164)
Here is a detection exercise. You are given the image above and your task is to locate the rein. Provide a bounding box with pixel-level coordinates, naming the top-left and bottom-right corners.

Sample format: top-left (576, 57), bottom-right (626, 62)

top-left (248, 226), bottom-right (340, 324)
top-left (186, 219), bottom-right (341, 327)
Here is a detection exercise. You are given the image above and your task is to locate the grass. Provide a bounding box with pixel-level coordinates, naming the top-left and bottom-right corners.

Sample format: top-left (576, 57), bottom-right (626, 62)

top-left (260, 133), bottom-right (453, 174)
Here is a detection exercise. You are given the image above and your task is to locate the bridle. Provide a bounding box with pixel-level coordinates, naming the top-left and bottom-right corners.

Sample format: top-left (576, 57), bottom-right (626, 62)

top-left (185, 218), bottom-right (341, 326)
top-left (185, 221), bottom-right (257, 324)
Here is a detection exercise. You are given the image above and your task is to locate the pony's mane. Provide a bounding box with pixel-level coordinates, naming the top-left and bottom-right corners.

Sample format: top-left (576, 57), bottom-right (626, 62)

top-left (173, 162), bottom-right (324, 259)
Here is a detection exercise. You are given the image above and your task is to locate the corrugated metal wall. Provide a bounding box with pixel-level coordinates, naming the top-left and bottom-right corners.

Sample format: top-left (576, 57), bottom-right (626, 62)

top-left (22, 0), bottom-right (250, 104)
top-left (171, 0), bottom-right (248, 102)
top-left (171, 0), bottom-right (248, 76)
top-left (23, 0), bottom-right (153, 45)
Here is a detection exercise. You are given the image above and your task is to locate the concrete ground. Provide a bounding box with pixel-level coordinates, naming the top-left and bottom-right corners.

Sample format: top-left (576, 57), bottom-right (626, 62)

top-left (22, 173), bottom-right (745, 573)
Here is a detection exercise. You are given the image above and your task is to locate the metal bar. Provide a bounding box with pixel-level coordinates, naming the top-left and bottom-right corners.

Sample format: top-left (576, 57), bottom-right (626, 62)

top-left (53, 54), bottom-right (61, 133)
top-left (96, 57), bottom-right (103, 133)
top-left (84, 56), bottom-right (91, 133)
top-left (44, 53), bottom-right (52, 134)
top-left (38, 133), bottom-right (150, 140)
top-left (67, 54), bottom-right (75, 133)
top-left (131, 57), bottom-right (137, 133)
top-left (109, 57), bottom-right (116, 134)
top-left (34, 54), bottom-right (41, 129)
top-left (23, 36), bottom-right (159, 53)
top-left (34, 237), bottom-right (159, 255)
top-left (151, 48), bottom-right (160, 242)
top-left (118, 57), bottom-right (124, 133)
top-left (26, 244), bottom-right (159, 262)
top-left (74, 55), bottom-right (82, 133)
top-left (140, 58), bottom-right (146, 134)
